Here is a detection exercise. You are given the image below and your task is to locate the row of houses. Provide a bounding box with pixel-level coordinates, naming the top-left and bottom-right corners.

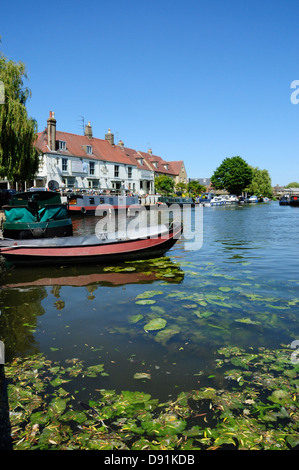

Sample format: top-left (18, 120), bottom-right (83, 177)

top-left (14, 111), bottom-right (188, 195)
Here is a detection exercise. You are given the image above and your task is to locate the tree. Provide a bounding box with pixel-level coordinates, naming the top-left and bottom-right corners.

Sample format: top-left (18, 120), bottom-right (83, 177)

top-left (187, 180), bottom-right (206, 196)
top-left (0, 46), bottom-right (39, 183)
top-left (246, 167), bottom-right (273, 197)
top-left (285, 182), bottom-right (299, 188)
top-left (175, 181), bottom-right (188, 194)
top-left (211, 156), bottom-right (253, 195)
top-left (154, 175), bottom-right (175, 195)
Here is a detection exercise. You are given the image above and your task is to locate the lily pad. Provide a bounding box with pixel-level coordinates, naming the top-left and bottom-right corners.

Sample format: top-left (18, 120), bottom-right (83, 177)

top-left (85, 364), bottom-right (106, 377)
top-left (128, 314), bottom-right (143, 324)
top-left (136, 291), bottom-right (164, 299)
top-left (235, 317), bottom-right (261, 325)
top-left (219, 287), bottom-right (232, 292)
top-left (133, 372), bottom-right (151, 380)
top-left (154, 326), bottom-right (180, 345)
top-left (144, 318), bottom-right (167, 331)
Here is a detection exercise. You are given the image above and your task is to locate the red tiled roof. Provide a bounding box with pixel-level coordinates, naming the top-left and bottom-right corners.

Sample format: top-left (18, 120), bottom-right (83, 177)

top-left (35, 130), bottom-right (135, 166)
top-left (138, 151), bottom-right (176, 176)
top-left (168, 160), bottom-right (184, 174)
top-left (121, 147), bottom-right (146, 170)
top-left (35, 123), bottom-right (183, 177)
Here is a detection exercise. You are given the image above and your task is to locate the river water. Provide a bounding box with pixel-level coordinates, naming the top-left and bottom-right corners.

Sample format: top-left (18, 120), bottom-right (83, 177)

top-left (0, 202), bottom-right (298, 402)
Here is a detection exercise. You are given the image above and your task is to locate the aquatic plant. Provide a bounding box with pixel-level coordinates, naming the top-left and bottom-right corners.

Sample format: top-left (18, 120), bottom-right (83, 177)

top-left (1, 346), bottom-right (298, 450)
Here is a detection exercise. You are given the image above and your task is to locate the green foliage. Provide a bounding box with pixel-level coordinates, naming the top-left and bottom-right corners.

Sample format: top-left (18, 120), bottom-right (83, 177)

top-left (0, 48), bottom-right (39, 182)
top-left (3, 347), bottom-right (299, 450)
top-left (175, 181), bottom-right (188, 193)
top-left (246, 167), bottom-right (273, 197)
top-left (187, 180), bottom-right (206, 195)
top-left (211, 156), bottom-right (253, 195)
top-left (285, 182), bottom-right (299, 188)
top-left (154, 175), bottom-right (175, 195)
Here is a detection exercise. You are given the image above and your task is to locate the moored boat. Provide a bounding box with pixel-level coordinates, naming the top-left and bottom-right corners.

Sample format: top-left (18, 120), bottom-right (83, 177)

top-left (0, 222), bottom-right (182, 266)
top-left (67, 193), bottom-right (138, 215)
top-left (210, 196), bottom-right (225, 206)
top-left (279, 196), bottom-right (290, 206)
top-left (157, 196), bottom-right (195, 206)
top-left (248, 195), bottom-right (258, 203)
top-left (2, 191), bottom-right (73, 239)
top-left (289, 195), bottom-right (299, 207)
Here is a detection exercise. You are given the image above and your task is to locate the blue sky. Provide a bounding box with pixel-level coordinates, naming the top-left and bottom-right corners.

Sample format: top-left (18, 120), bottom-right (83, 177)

top-left (1, 0), bottom-right (299, 186)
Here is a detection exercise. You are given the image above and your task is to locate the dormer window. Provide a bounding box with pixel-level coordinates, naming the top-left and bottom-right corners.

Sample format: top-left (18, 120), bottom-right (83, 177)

top-left (153, 161), bottom-right (158, 168)
top-left (58, 140), bottom-right (67, 151)
top-left (137, 158), bottom-right (144, 165)
top-left (86, 145), bottom-right (92, 155)
top-left (163, 164), bottom-right (169, 170)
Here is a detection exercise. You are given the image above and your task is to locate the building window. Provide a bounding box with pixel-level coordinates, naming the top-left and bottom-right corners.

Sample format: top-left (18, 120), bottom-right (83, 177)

top-left (89, 161), bottom-right (95, 175)
top-left (138, 158), bottom-right (143, 165)
top-left (153, 162), bottom-right (158, 168)
top-left (114, 165), bottom-right (119, 177)
top-left (128, 166), bottom-right (132, 178)
top-left (86, 145), bottom-right (92, 154)
top-left (163, 164), bottom-right (169, 170)
top-left (58, 140), bottom-right (67, 151)
top-left (62, 158), bottom-right (68, 171)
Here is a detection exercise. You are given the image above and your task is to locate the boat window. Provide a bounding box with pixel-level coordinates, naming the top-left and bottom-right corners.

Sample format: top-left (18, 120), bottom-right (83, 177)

top-left (89, 197), bottom-right (95, 204)
top-left (100, 198), bottom-right (105, 204)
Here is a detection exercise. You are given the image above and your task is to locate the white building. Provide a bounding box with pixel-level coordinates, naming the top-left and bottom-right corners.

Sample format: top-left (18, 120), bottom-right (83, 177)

top-left (29, 112), bottom-right (185, 195)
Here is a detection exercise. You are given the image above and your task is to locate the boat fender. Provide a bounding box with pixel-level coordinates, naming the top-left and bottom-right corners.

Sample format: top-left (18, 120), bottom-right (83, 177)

top-left (32, 228), bottom-right (45, 238)
top-left (81, 207), bottom-right (86, 214)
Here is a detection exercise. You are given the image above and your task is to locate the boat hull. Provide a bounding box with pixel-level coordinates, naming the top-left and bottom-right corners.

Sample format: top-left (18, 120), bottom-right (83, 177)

top-left (3, 218), bottom-right (73, 239)
top-left (67, 194), bottom-right (139, 215)
top-left (0, 223), bottom-right (182, 266)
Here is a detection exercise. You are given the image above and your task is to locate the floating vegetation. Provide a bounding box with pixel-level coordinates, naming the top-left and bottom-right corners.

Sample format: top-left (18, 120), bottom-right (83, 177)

top-left (1, 346), bottom-right (298, 450)
top-left (144, 318), bottom-right (167, 331)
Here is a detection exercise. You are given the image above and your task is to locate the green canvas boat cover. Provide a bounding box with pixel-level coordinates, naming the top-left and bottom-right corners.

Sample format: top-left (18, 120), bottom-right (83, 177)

top-left (38, 205), bottom-right (69, 222)
top-left (4, 204), bottom-right (69, 223)
top-left (4, 206), bottom-right (37, 223)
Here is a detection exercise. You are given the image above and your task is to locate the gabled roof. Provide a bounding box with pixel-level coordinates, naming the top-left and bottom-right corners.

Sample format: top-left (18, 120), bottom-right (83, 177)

top-left (36, 130), bottom-right (135, 166)
top-left (167, 160), bottom-right (184, 174)
top-left (121, 147), bottom-right (147, 170)
top-left (137, 151), bottom-right (176, 176)
top-left (35, 117), bottom-right (185, 178)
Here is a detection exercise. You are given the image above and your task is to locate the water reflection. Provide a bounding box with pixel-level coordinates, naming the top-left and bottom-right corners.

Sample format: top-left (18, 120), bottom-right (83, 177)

top-left (0, 203), bottom-right (299, 402)
top-left (0, 257), bottom-right (184, 363)
top-left (2, 258), bottom-right (184, 288)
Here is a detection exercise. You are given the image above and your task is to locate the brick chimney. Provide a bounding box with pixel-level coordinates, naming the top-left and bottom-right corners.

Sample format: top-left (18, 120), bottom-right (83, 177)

top-left (105, 128), bottom-right (114, 145)
top-left (47, 111), bottom-right (56, 151)
top-left (84, 121), bottom-right (93, 139)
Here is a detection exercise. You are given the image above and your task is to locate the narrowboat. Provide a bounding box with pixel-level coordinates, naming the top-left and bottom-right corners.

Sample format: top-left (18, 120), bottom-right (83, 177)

top-left (67, 193), bottom-right (139, 215)
top-left (157, 196), bottom-right (195, 206)
top-left (2, 191), bottom-right (73, 239)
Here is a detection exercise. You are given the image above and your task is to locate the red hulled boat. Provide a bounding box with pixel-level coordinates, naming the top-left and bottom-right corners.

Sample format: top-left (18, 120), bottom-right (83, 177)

top-left (0, 223), bottom-right (182, 266)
